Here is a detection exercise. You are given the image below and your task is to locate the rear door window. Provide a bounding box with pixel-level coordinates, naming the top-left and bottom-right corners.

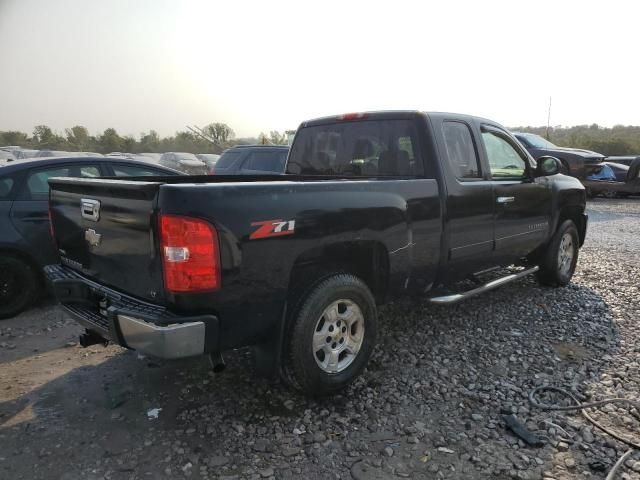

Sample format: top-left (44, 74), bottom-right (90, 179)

top-left (443, 121), bottom-right (481, 179)
top-left (242, 150), bottom-right (287, 173)
top-left (287, 119), bottom-right (424, 176)
top-left (22, 164), bottom-right (101, 199)
top-left (26, 167), bottom-right (71, 198)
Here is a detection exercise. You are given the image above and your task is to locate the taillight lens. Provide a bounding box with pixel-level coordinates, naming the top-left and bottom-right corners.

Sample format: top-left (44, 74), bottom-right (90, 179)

top-left (159, 214), bottom-right (220, 293)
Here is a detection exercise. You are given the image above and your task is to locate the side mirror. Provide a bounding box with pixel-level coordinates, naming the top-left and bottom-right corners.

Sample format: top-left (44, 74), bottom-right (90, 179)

top-left (536, 156), bottom-right (561, 176)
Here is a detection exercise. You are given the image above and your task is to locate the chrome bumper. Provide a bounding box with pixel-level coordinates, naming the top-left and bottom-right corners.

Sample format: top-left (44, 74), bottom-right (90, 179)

top-left (118, 315), bottom-right (205, 359)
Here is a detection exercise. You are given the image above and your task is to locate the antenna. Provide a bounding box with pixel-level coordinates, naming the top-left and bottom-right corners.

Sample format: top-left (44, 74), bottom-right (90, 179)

top-left (546, 96), bottom-right (552, 140)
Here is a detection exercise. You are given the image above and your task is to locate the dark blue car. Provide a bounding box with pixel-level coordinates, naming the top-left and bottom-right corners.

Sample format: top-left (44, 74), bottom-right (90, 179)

top-left (0, 156), bottom-right (181, 318)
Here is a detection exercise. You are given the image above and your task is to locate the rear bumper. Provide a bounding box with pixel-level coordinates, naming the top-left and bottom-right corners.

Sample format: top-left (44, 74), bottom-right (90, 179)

top-left (44, 264), bottom-right (217, 359)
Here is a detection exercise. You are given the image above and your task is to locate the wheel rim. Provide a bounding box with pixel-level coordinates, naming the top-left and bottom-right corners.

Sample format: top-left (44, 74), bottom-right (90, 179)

top-left (312, 299), bottom-right (365, 374)
top-left (558, 233), bottom-right (575, 276)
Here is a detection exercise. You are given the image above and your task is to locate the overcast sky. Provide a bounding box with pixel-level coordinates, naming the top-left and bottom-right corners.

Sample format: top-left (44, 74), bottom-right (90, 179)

top-left (1, 0), bottom-right (638, 138)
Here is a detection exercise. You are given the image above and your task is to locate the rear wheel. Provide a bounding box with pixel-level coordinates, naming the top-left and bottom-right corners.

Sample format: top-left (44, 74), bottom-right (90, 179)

top-left (282, 274), bottom-right (377, 395)
top-left (0, 255), bottom-right (39, 319)
top-left (536, 220), bottom-right (579, 287)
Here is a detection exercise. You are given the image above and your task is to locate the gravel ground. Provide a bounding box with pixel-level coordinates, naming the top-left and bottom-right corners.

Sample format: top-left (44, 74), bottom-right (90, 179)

top-left (1, 198), bottom-right (639, 480)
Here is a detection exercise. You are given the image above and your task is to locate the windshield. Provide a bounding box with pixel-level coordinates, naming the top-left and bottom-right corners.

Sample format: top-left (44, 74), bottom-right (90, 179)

top-left (516, 133), bottom-right (557, 149)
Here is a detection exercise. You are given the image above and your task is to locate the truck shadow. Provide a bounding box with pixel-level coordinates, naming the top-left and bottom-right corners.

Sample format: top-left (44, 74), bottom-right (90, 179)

top-left (0, 275), bottom-right (622, 479)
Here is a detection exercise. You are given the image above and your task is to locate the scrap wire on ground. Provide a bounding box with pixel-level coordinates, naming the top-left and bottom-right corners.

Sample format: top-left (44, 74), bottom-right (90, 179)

top-left (529, 385), bottom-right (640, 479)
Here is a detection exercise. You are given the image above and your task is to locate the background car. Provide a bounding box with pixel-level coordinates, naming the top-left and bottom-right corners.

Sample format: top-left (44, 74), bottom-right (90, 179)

top-left (139, 152), bottom-right (162, 161)
top-left (603, 155), bottom-right (640, 167)
top-left (0, 150), bottom-right (16, 163)
top-left (76, 152), bottom-right (103, 157)
top-left (213, 145), bottom-right (288, 175)
top-left (512, 132), bottom-right (604, 178)
top-left (13, 149), bottom-right (40, 159)
top-left (159, 152), bottom-right (208, 174)
top-left (584, 161), bottom-right (640, 198)
top-left (127, 153), bottom-right (157, 163)
top-left (196, 153), bottom-right (220, 174)
top-left (0, 156), bottom-right (182, 319)
top-left (36, 151), bottom-right (104, 158)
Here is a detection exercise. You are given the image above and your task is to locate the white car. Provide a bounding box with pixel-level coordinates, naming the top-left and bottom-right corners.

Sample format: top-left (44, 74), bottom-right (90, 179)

top-left (159, 152), bottom-right (207, 175)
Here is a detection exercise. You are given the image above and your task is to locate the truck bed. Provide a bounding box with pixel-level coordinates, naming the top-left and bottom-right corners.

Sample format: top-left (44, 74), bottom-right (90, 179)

top-left (48, 174), bottom-right (442, 349)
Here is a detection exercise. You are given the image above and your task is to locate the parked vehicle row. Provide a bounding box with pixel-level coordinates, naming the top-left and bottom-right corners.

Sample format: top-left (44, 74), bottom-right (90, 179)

top-left (212, 145), bottom-right (288, 175)
top-left (512, 132), bottom-right (605, 178)
top-left (1, 147), bottom-right (289, 175)
top-left (584, 160), bottom-right (640, 198)
top-left (46, 110), bottom-right (587, 395)
top-left (0, 156), bottom-right (183, 318)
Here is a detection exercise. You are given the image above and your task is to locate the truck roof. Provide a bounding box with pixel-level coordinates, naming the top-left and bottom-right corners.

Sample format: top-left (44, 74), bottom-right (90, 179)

top-left (299, 110), bottom-right (500, 128)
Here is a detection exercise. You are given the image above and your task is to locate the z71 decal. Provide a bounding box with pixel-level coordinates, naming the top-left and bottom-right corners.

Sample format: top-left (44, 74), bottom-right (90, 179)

top-left (250, 219), bottom-right (296, 240)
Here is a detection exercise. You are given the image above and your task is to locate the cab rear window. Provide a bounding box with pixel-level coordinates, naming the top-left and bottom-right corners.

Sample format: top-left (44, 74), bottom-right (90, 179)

top-left (287, 120), bottom-right (424, 177)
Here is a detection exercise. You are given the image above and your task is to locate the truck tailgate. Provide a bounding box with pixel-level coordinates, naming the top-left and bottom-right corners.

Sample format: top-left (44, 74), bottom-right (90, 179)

top-left (49, 177), bottom-right (165, 302)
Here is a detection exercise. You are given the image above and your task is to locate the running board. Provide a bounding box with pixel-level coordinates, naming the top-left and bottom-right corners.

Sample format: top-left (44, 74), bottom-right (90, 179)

top-left (428, 266), bottom-right (539, 305)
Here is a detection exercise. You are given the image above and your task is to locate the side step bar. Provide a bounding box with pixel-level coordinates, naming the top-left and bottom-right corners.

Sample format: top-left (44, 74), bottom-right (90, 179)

top-left (428, 266), bottom-right (539, 305)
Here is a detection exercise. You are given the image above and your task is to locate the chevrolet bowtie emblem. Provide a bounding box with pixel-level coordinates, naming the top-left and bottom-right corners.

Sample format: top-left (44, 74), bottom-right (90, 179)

top-left (85, 228), bottom-right (102, 247)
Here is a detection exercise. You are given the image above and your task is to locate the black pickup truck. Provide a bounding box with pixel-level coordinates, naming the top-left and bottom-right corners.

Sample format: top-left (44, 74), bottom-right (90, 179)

top-left (46, 111), bottom-right (587, 395)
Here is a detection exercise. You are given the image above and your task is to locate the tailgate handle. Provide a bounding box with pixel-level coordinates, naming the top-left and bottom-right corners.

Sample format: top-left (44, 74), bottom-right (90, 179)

top-left (81, 198), bottom-right (101, 221)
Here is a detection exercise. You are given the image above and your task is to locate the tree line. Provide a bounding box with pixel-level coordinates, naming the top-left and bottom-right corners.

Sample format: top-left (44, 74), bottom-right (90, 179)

top-left (3, 122), bottom-right (640, 156)
top-left (512, 124), bottom-right (640, 156)
top-left (0, 123), bottom-right (288, 154)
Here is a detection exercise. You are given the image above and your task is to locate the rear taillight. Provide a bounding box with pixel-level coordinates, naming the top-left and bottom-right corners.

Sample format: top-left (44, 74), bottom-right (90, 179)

top-left (159, 214), bottom-right (220, 293)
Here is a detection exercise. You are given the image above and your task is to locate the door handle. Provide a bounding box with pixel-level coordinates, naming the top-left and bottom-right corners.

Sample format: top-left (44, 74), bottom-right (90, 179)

top-left (497, 196), bottom-right (515, 204)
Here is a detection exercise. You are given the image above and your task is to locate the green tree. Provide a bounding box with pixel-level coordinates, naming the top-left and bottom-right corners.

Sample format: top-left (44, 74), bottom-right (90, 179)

top-left (139, 130), bottom-right (160, 152)
top-left (65, 126), bottom-right (90, 151)
top-left (269, 131), bottom-right (287, 145)
top-left (202, 123), bottom-right (235, 145)
top-left (33, 125), bottom-right (67, 149)
top-left (122, 135), bottom-right (136, 153)
top-left (0, 131), bottom-right (29, 146)
top-left (99, 128), bottom-right (123, 153)
top-left (33, 125), bottom-right (53, 145)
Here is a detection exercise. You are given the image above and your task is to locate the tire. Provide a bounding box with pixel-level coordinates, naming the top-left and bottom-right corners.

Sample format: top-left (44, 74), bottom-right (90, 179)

top-left (602, 190), bottom-right (618, 199)
top-left (0, 255), bottom-right (39, 319)
top-left (536, 220), bottom-right (579, 287)
top-left (281, 274), bottom-right (377, 396)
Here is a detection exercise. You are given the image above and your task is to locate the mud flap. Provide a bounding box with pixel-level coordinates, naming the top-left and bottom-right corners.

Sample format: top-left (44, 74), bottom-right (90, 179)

top-left (252, 304), bottom-right (288, 379)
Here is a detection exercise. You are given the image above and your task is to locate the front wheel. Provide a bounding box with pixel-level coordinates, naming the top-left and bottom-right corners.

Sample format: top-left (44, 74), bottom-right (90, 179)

top-left (536, 220), bottom-right (579, 287)
top-left (282, 274), bottom-right (377, 396)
